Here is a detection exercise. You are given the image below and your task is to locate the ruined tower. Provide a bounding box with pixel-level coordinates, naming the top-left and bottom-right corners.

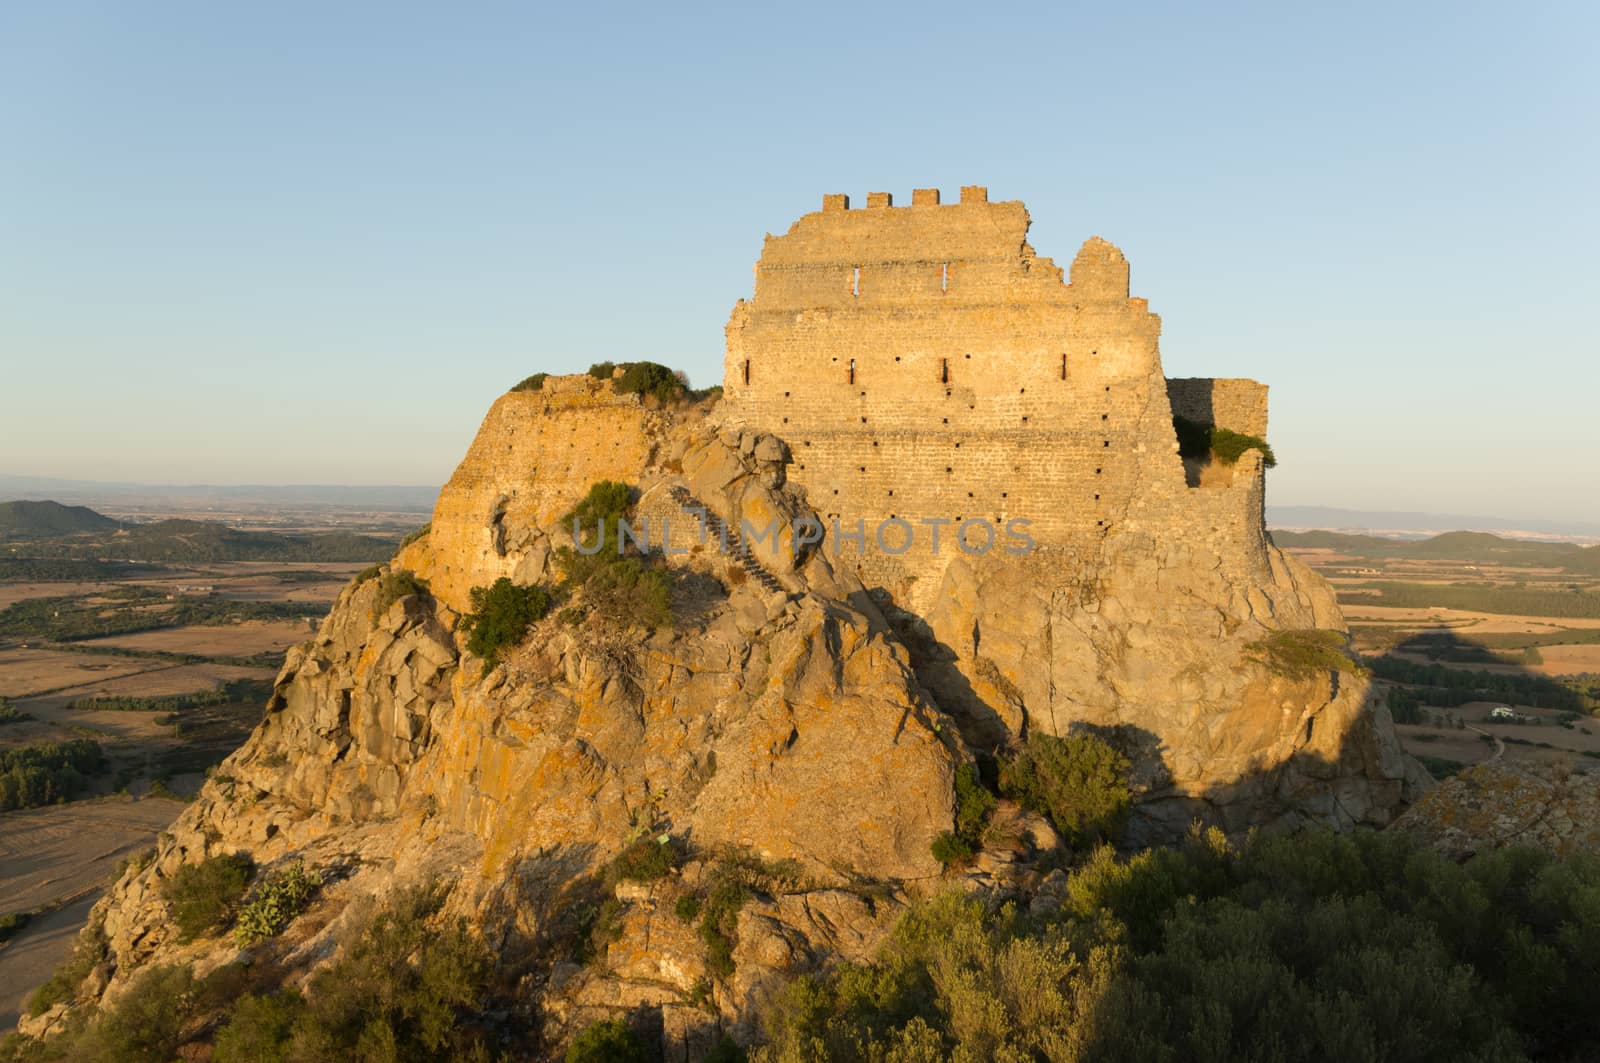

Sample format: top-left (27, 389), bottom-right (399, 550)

top-left (720, 187), bottom-right (1272, 599)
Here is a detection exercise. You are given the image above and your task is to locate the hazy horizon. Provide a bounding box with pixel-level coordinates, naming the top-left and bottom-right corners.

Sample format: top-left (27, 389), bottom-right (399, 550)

top-left (3, 2), bottom-right (1596, 522)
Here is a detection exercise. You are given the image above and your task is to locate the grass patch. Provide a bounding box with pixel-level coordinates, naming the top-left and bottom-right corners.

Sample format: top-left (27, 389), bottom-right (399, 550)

top-left (1246, 628), bottom-right (1364, 680)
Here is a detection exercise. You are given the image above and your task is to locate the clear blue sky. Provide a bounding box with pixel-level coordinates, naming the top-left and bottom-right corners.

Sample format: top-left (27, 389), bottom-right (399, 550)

top-left (2, 1), bottom-right (1595, 521)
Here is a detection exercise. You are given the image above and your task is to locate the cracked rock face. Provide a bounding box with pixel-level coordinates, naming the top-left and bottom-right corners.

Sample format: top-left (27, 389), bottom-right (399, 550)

top-left (910, 531), bottom-right (1425, 842)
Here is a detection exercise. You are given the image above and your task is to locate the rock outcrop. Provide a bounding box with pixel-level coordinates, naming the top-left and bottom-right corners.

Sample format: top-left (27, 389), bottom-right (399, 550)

top-left (31, 370), bottom-right (1423, 1056)
top-left (1395, 761), bottom-right (1600, 860)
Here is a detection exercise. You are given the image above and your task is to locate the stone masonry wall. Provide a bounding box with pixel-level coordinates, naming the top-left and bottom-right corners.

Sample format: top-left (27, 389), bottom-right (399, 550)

top-left (720, 188), bottom-right (1270, 595)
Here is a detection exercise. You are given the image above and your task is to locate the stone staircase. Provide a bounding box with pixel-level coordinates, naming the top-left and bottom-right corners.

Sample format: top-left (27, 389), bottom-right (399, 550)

top-left (667, 485), bottom-right (786, 596)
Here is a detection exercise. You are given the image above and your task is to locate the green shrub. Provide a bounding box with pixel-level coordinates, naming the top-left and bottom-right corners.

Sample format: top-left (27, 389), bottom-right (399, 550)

top-left (0, 911), bottom-right (29, 943)
top-left (703, 1034), bottom-right (748, 1062)
top-left (227, 884), bottom-right (493, 1061)
top-left (932, 763), bottom-right (996, 866)
top-left (554, 481), bottom-right (673, 631)
top-left (674, 894), bottom-right (702, 923)
top-left (587, 361), bottom-right (617, 379)
top-left (1173, 414), bottom-right (1277, 469)
top-left (566, 1018), bottom-right (648, 1063)
top-left (510, 372), bottom-right (549, 392)
top-left (930, 832), bottom-right (974, 865)
top-left (0, 701), bottom-right (31, 726)
top-left (1211, 425), bottom-right (1277, 467)
top-left (689, 851), bottom-right (802, 979)
top-left (79, 962), bottom-right (195, 1063)
top-left (614, 360), bottom-right (685, 404)
top-left (399, 522), bottom-right (431, 548)
top-left (233, 862), bottom-right (323, 946)
top-left (160, 852), bottom-right (253, 941)
top-left (563, 479), bottom-right (632, 547)
top-left (459, 577), bottom-right (551, 669)
top-left (212, 990), bottom-right (306, 1063)
top-left (999, 731), bottom-right (1132, 846)
top-left (1247, 628), bottom-right (1364, 680)
top-left (568, 555), bottom-right (672, 629)
top-left (613, 836), bottom-right (678, 882)
top-left (372, 569), bottom-right (429, 615)
top-left (761, 830), bottom-right (1600, 1062)
top-left (352, 563), bottom-right (382, 586)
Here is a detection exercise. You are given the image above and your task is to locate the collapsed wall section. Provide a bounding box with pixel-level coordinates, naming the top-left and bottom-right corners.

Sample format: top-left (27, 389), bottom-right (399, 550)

top-left (405, 375), bottom-right (663, 612)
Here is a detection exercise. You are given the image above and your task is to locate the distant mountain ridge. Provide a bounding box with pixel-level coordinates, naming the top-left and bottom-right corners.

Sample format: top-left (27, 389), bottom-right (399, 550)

top-left (0, 473), bottom-right (437, 511)
top-left (0, 499), bottom-right (397, 562)
top-left (1269, 504), bottom-right (1600, 540)
top-left (1272, 528), bottom-right (1600, 575)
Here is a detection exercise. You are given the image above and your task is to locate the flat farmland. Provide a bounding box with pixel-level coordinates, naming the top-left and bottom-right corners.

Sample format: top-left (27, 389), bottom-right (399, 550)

top-left (0, 798), bottom-right (181, 1027)
top-left (1280, 533), bottom-right (1600, 777)
top-left (0, 648), bottom-right (154, 698)
top-left (77, 618), bottom-right (314, 658)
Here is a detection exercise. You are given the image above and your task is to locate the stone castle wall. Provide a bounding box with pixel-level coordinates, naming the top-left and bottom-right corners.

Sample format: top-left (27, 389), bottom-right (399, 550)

top-left (720, 188), bottom-right (1271, 595)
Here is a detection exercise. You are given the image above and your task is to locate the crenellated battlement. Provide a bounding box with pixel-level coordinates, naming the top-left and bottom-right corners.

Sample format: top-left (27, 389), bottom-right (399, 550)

top-left (819, 185), bottom-right (989, 212)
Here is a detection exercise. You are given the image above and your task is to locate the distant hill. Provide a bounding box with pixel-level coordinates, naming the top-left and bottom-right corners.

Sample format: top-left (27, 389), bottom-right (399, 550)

top-left (0, 501), bottom-right (396, 563)
top-left (1268, 504), bottom-right (1600, 540)
top-left (0, 499), bottom-right (121, 538)
top-left (1272, 528), bottom-right (1599, 572)
top-left (90, 519), bottom-right (396, 563)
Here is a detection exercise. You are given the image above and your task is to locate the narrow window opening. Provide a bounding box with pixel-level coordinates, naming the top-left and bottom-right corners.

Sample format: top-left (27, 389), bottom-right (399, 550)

top-left (1061, 354), bottom-right (1067, 380)
top-left (742, 359), bottom-right (750, 385)
top-left (1103, 440), bottom-right (1110, 447)
top-left (940, 262), bottom-right (949, 292)
top-left (940, 358), bottom-right (949, 384)
top-left (852, 266), bottom-right (861, 297)
top-left (848, 358), bottom-right (856, 385)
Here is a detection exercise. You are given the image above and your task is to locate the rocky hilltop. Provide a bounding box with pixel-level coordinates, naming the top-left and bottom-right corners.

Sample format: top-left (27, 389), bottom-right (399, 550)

top-left (20, 368), bottom-right (1427, 1057)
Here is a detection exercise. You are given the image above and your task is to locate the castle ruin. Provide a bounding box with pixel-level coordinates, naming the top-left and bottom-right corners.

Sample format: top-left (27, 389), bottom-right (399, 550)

top-left (719, 186), bottom-right (1273, 601)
